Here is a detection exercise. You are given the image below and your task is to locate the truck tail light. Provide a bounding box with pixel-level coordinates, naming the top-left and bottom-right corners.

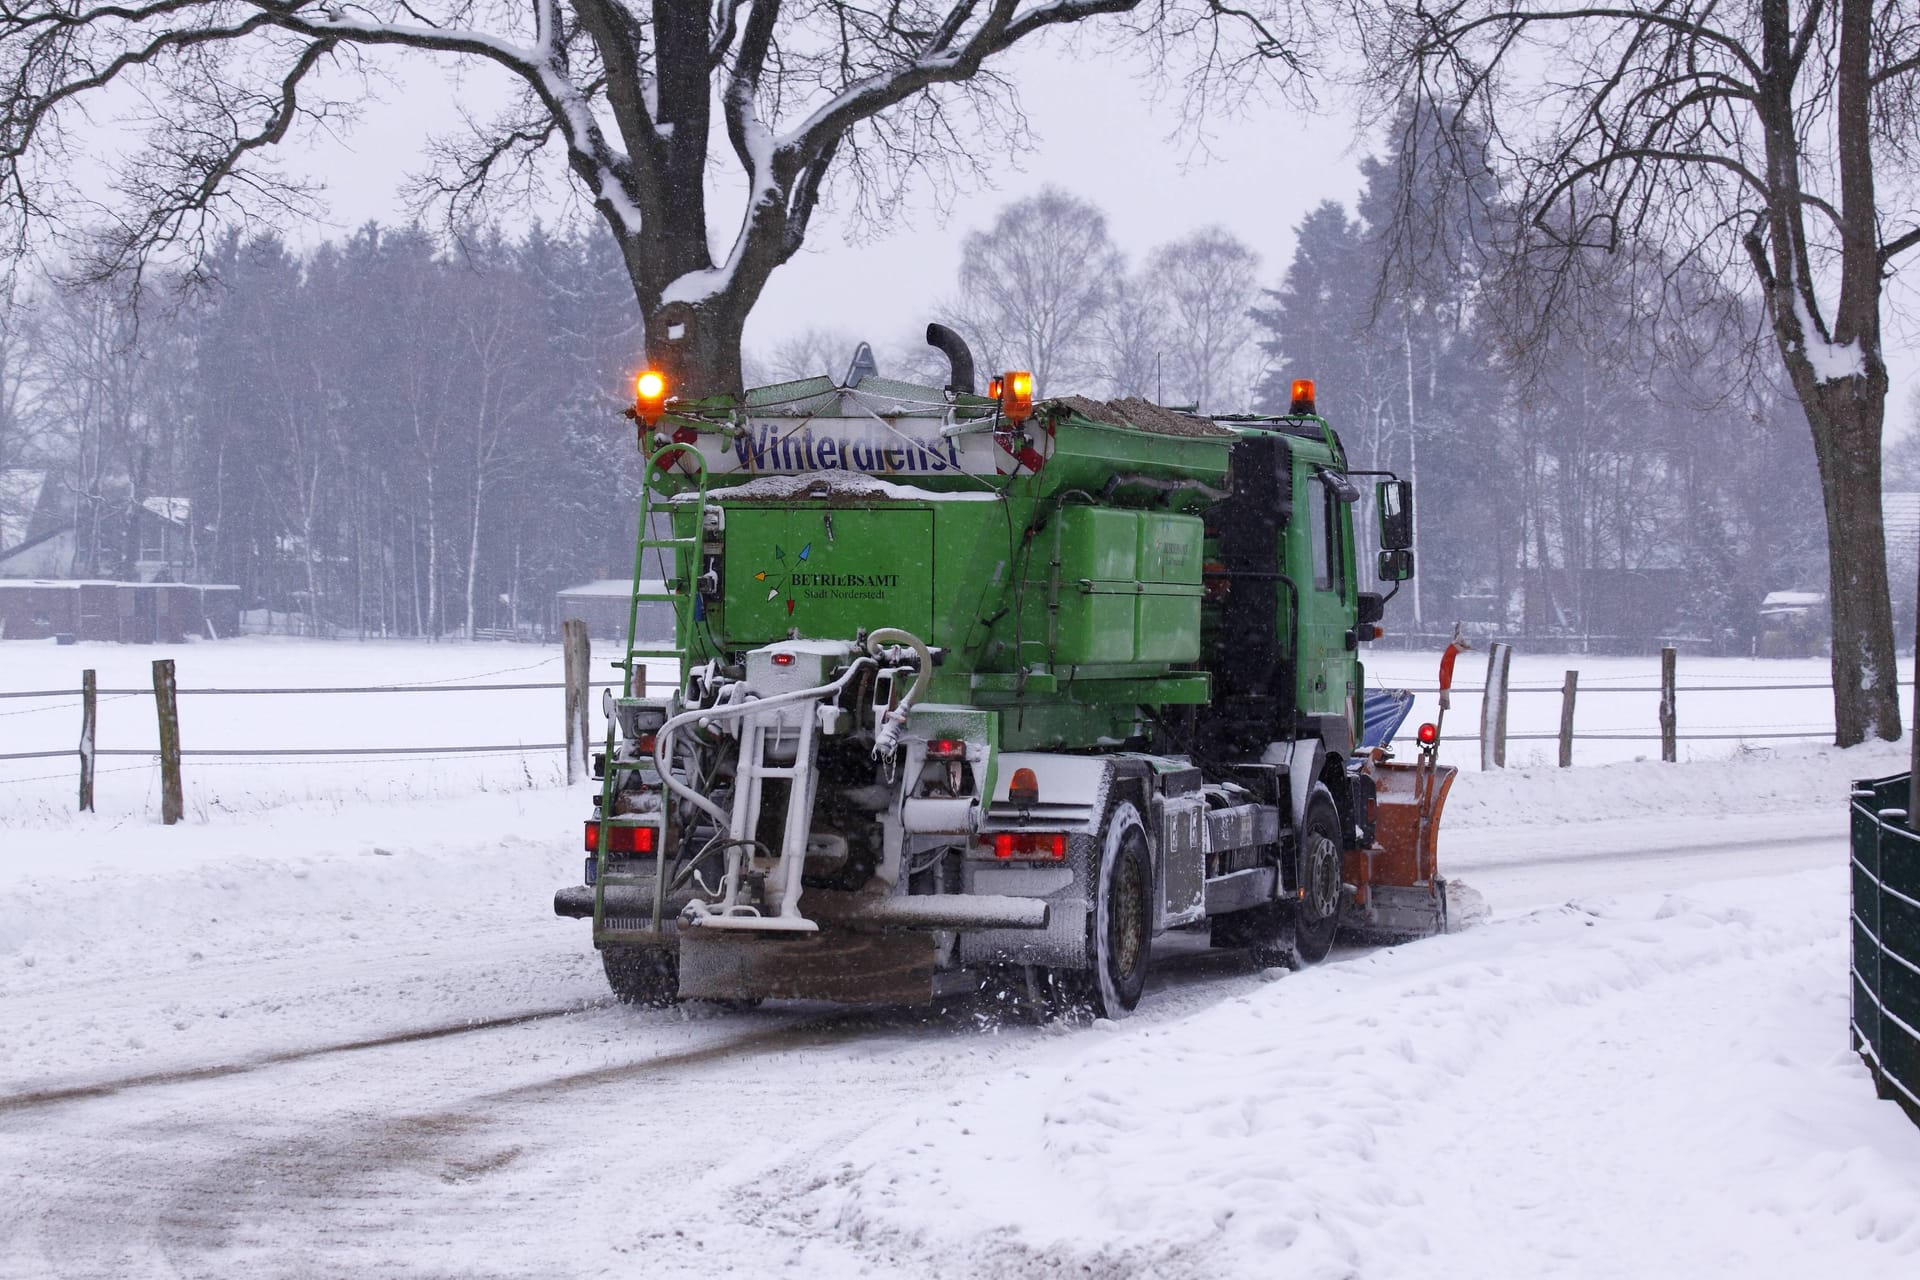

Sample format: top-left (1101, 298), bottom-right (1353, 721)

top-left (772, 652), bottom-right (795, 666)
top-left (926, 737), bottom-right (965, 760)
top-left (585, 821), bottom-right (656, 855)
top-left (986, 832), bottom-right (1066, 860)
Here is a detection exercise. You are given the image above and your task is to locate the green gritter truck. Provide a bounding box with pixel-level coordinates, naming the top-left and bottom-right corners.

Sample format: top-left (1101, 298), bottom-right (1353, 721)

top-left (554, 325), bottom-right (1465, 1018)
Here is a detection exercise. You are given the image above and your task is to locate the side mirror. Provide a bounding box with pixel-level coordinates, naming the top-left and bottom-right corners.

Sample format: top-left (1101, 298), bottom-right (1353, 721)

top-left (1378, 549), bottom-right (1414, 582)
top-left (1376, 480), bottom-right (1413, 550)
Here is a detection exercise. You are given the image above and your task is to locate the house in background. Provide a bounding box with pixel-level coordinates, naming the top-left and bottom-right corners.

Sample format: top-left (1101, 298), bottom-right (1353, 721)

top-left (1, 468), bottom-right (237, 641)
top-left (554, 579), bottom-right (673, 644)
top-left (1758, 590), bottom-right (1827, 657)
top-left (0, 468), bottom-right (197, 582)
top-left (0, 469), bottom-right (74, 578)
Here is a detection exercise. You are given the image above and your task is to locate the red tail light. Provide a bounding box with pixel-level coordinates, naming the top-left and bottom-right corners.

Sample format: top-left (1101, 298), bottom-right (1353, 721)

top-left (986, 831), bottom-right (1067, 860)
top-left (926, 737), bottom-right (965, 760)
top-left (772, 652), bottom-right (795, 666)
top-left (585, 821), bottom-right (656, 855)
top-left (1417, 722), bottom-right (1438, 745)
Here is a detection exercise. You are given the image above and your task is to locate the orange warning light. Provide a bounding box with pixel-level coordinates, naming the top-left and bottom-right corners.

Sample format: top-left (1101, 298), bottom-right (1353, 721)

top-left (635, 369), bottom-right (669, 424)
top-left (1002, 370), bottom-right (1034, 423)
top-left (1290, 378), bottom-right (1316, 415)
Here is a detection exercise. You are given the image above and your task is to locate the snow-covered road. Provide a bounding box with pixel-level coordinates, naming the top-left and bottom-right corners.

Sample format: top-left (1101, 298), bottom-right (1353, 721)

top-left (3, 751), bottom-right (1919, 1277)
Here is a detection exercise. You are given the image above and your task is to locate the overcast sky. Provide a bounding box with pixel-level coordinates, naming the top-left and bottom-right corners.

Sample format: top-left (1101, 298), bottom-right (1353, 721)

top-left (292, 38), bottom-right (1366, 378)
top-left (285, 38), bottom-right (1918, 424)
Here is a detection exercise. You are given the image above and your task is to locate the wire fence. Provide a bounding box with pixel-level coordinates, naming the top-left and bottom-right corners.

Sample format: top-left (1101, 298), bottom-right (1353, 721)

top-left (0, 649), bottom-right (1889, 815)
top-left (1849, 774), bottom-right (1920, 1129)
top-left (0, 679), bottom-right (630, 765)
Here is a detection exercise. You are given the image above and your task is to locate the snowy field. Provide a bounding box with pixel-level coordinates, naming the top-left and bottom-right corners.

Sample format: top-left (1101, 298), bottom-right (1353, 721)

top-left (1, 637), bottom-right (1904, 829)
top-left (3, 639), bottom-right (1920, 1278)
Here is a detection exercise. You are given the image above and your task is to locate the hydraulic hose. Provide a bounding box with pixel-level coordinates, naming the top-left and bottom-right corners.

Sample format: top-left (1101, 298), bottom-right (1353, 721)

top-left (866, 627), bottom-right (934, 758)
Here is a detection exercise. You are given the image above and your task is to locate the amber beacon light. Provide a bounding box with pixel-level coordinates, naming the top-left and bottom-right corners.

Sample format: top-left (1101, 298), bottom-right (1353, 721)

top-left (634, 369), bottom-right (669, 425)
top-left (1001, 370), bottom-right (1035, 423)
top-left (1289, 378), bottom-right (1316, 415)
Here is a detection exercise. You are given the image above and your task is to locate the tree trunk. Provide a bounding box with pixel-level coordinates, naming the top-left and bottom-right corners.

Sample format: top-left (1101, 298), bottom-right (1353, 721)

top-left (640, 294), bottom-right (750, 401)
top-left (425, 467), bottom-right (440, 638)
top-left (465, 467), bottom-right (484, 640)
top-left (1801, 379), bottom-right (1900, 743)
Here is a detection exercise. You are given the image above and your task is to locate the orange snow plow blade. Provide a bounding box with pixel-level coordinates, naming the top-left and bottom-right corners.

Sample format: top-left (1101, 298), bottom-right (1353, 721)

top-left (1343, 756), bottom-right (1462, 941)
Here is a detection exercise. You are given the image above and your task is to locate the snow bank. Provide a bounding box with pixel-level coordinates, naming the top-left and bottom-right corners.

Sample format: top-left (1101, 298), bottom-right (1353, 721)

top-left (797, 873), bottom-right (1920, 1277)
top-left (1441, 737), bottom-right (1907, 829)
top-left (0, 786), bottom-right (593, 1091)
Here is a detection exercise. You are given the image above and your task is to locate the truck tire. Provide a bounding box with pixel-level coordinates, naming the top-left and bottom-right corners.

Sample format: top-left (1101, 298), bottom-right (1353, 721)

top-left (602, 944), bottom-right (680, 1007)
top-left (1292, 785), bottom-right (1343, 965)
top-left (1051, 799), bottom-right (1154, 1019)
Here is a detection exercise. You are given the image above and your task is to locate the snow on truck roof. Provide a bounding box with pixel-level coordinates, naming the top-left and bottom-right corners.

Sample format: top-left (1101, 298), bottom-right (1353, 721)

top-left (1049, 395), bottom-right (1237, 438)
top-left (740, 378), bottom-right (1235, 439)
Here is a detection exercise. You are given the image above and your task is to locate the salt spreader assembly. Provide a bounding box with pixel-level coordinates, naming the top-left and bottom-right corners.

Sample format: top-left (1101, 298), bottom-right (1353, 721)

top-left (554, 327), bottom-right (1466, 1016)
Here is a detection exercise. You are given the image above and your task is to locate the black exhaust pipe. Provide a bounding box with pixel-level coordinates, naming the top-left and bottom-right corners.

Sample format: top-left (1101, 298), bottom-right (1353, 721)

top-left (925, 323), bottom-right (976, 396)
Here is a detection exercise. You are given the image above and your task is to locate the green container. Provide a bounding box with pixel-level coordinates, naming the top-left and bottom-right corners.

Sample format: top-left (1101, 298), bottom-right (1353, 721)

top-left (1045, 506), bottom-right (1203, 665)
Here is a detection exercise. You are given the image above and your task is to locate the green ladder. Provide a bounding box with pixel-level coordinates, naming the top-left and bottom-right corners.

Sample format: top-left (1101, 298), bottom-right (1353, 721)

top-left (593, 441), bottom-right (711, 945)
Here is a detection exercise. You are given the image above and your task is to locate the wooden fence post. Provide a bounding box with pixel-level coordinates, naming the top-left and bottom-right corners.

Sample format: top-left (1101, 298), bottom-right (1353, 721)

top-left (1559, 669), bottom-right (1578, 769)
top-left (562, 618), bottom-right (591, 784)
top-left (1479, 642), bottom-right (1512, 770)
top-left (78, 668), bottom-right (96, 813)
top-left (1659, 646), bottom-right (1678, 764)
top-left (152, 658), bottom-right (183, 824)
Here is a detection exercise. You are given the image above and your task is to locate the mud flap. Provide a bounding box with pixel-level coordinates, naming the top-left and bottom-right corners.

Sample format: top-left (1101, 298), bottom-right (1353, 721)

top-left (676, 930), bottom-right (938, 1004)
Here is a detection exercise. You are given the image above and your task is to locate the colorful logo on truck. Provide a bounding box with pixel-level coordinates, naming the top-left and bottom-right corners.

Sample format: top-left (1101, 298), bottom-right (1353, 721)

top-left (754, 542), bottom-right (810, 616)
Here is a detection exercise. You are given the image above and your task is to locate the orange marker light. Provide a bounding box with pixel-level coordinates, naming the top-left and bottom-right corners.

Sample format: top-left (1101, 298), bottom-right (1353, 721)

top-left (1003, 370), bottom-right (1034, 423)
top-left (987, 375), bottom-right (1004, 400)
top-left (1290, 378), bottom-right (1316, 415)
top-left (635, 369), bottom-right (669, 425)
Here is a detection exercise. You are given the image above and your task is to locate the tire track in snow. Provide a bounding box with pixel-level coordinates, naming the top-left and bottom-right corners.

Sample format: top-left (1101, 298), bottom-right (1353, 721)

top-left (773, 874), bottom-right (1920, 1279)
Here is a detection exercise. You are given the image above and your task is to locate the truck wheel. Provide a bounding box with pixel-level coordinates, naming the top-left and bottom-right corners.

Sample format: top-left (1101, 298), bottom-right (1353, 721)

top-left (1292, 785), bottom-right (1344, 965)
top-left (602, 944), bottom-right (680, 1007)
top-left (1052, 799), bottom-right (1154, 1019)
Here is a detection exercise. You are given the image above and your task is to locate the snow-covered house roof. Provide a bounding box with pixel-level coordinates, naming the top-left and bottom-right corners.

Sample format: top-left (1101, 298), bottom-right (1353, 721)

top-left (140, 496), bottom-right (191, 524)
top-left (1760, 590), bottom-right (1825, 617)
top-left (558, 579), bottom-right (666, 598)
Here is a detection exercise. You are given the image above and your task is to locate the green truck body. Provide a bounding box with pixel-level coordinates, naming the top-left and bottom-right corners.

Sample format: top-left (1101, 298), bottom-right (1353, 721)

top-left (556, 340), bottom-right (1448, 1017)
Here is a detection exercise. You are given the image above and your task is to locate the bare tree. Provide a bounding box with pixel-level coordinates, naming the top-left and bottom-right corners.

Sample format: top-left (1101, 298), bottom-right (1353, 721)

top-left (1150, 225), bottom-right (1259, 411)
top-left (1365, 0), bottom-right (1920, 744)
top-left (950, 187), bottom-right (1122, 392)
top-left (0, 1), bottom-right (1310, 399)
top-left (759, 326), bottom-right (863, 383)
top-left (1092, 268), bottom-right (1169, 400)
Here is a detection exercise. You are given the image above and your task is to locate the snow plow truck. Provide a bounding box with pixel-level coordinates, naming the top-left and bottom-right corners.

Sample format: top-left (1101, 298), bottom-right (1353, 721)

top-left (554, 326), bottom-right (1464, 1018)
